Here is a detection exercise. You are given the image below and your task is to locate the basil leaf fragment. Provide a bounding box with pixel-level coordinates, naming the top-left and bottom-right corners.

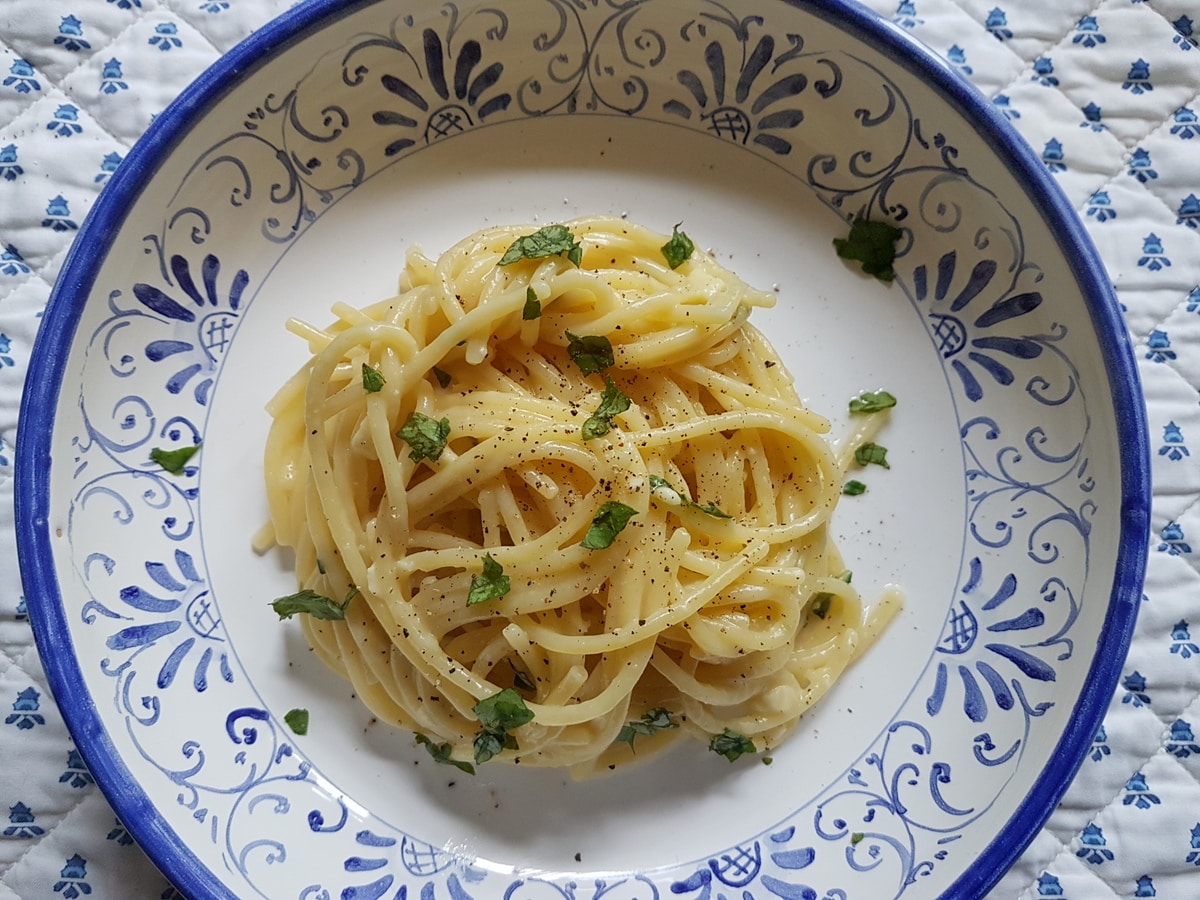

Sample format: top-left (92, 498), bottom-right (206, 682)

top-left (709, 728), bottom-right (756, 762)
top-left (661, 224), bottom-right (695, 270)
top-left (362, 363), bottom-right (386, 393)
top-left (522, 287), bottom-right (542, 320)
top-left (810, 593), bottom-right (832, 619)
top-left (833, 217), bottom-right (902, 282)
top-left (842, 479), bottom-right (867, 496)
top-left (396, 411), bottom-right (451, 462)
top-left (648, 475), bottom-right (730, 518)
top-left (472, 688), bottom-right (535, 765)
top-left (851, 832), bottom-right (865, 845)
top-left (432, 366), bottom-right (452, 388)
top-left (854, 442), bottom-right (890, 469)
top-left (581, 501), bottom-right (638, 549)
top-left (467, 553), bottom-right (511, 606)
top-left (416, 734), bottom-right (476, 775)
top-left (284, 708), bottom-right (309, 735)
top-left (848, 390), bottom-right (896, 414)
top-left (616, 707), bottom-right (678, 750)
top-left (582, 376), bottom-right (631, 440)
top-left (500, 224), bottom-right (583, 267)
top-left (150, 443), bottom-right (200, 475)
top-left (270, 589), bottom-right (352, 621)
top-left (566, 331), bottom-right (615, 376)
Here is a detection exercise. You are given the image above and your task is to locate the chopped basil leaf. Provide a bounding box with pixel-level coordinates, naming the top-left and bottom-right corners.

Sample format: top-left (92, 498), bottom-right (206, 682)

top-left (833, 217), bottom-right (902, 282)
top-left (647, 475), bottom-right (729, 518)
top-left (854, 442), bottom-right (890, 469)
top-left (432, 366), bottom-right (452, 388)
top-left (362, 363), bottom-right (386, 393)
top-left (848, 390), bottom-right (896, 414)
top-left (582, 376), bottom-right (631, 440)
top-left (810, 593), bottom-right (832, 619)
top-left (415, 734), bottom-right (475, 774)
top-left (284, 708), bottom-right (309, 735)
top-left (850, 832), bottom-right (865, 845)
top-left (270, 589), bottom-right (351, 621)
top-left (709, 728), bottom-right (756, 762)
top-left (150, 443), bottom-right (200, 475)
top-left (499, 224), bottom-right (583, 267)
top-left (511, 667), bottom-right (536, 693)
top-left (616, 707), bottom-right (678, 750)
top-left (842, 479), bottom-right (867, 496)
top-left (316, 558), bottom-right (326, 575)
top-left (472, 688), bottom-right (534, 765)
top-left (661, 224), bottom-right (695, 270)
top-left (472, 728), bottom-right (518, 765)
top-left (474, 687), bottom-right (535, 732)
top-left (566, 331), bottom-right (615, 376)
top-left (581, 501), bottom-right (637, 549)
top-left (522, 287), bottom-right (542, 320)
top-left (467, 553), bottom-right (511, 606)
top-left (396, 411), bottom-right (451, 462)
top-left (762, 756), bottom-right (774, 765)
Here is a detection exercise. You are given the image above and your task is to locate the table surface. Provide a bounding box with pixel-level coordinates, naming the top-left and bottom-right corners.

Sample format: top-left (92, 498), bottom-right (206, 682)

top-left (2, 1), bottom-right (1198, 897)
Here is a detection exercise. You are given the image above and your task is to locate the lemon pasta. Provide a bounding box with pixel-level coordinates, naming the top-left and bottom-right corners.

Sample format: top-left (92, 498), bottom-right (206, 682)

top-left (259, 216), bottom-right (898, 775)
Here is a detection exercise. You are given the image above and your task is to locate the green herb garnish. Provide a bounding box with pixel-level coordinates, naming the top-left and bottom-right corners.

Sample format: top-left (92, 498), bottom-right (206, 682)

top-left (396, 411), bottom-right (451, 462)
top-left (499, 224), bottom-right (583, 267)
top-left (810, 593), bottom-right (832, 619)
top-left (842, 479), bottom-right (867, 496)
top-left (854, 442), bottom-right (890, 469)
top-left (648, 475), bottom-right (730, 518)
top-left (616, 707), bottom-right (678, 750)
top-left (432, 367), bottom-right (452, 388)
top-left (472, 688), bottom-right (535, 765)
top-left (709, 728), bottom-right (756, 762)
top-left (833, 216), bottom-right (902, 282)
top-left (362, 363), bottom-right (386, 393)
top-left (582, 376), bottom-right (631, 440)
top-left (522, 287), bottom-right (542, 320)
top-left (150, 443), bottom-right (200, 475)
top-left (848, 390), bottom-right (896, 414)
top-left (467, 553), bottom-right (511, 606)
top-left (415, 734), bottom-right (476, 774)
top-left (270, 588), bottom-right (352, 621)
top-left (581, 501), bottom-right (638, 549)
top-left (661, 224), bottom-right (695, 270)
top-left (511, 666), bottom-right (536, 693)
top-left (850, 832), bottom-right (865, 845)
top-left (566, 331), bottom-right (615, 376)
top-left (284, 708), bottom-right (309, 735)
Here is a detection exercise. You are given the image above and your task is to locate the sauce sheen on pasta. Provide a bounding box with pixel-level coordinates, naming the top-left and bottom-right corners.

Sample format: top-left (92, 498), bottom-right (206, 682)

top-left (259, 216), bottom-right (899, 776)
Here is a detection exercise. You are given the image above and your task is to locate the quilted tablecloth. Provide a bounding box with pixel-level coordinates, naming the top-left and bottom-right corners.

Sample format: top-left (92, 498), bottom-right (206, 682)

top-left (1, 0), bottom-right (1197, 897)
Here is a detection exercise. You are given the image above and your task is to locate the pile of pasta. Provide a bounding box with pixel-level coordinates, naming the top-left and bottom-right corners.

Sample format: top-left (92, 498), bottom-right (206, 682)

top-left (260, 216), bottom-right (897, 775)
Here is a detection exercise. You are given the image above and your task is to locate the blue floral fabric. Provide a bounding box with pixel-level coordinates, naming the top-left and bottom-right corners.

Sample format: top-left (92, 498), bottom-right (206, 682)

top-left (0, 1), bottom-right (1197, 897)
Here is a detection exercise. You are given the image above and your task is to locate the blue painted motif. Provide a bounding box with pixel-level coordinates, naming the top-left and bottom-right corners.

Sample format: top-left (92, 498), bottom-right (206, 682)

top-left (106, 821), bottom-right (135, 846)
top-left (0, 333), bottom-right (14, 368)
top-left (1169, 620), bottom-right (1199, 656)
top-left (1124, 59), bottom-right (1153, 94)
top-left (1171, 107), bottom-right (1200, 139)
top-left (1172, 17), bottom-right (1196, 51)
top-left (946, 44), bottom-right (972, 75)
top-left (1138, 235), bottom-right (1170, 271)
top-left (1073, 15), bottom-right (1105, 47)
top-left (1086, 190), bottom-right (1115, 222)
top-left (1159, 524), bottom-right (1191, 555)
top-left (4, 802), bottom-right (45, 838)
top-left (149, 23), bottom-right (183, 51)
top-left (3, 59), bottom-right (41, 94)
top-left (993, 94), bottom-right (1019, 119)
top-left (893, 1), bottom-right (922, 29)
top-left (1122, 671), bottom-right (1150, 706)
top-left (1166, 719), bottom-right (1200, 758)
top-left (1077, 823), bottom-right (1114, 864)
top-left (42, 195), bottom-right (79, 232)
top-left (52, 855), bottom-right (90, 899)
top-left (54, 15), bottom-right (91, 52)
top-left (5, 687), bottom-right (45, 729)
top-left (1031, 57), bottom-right (1059, 87)
top-left (1176, 194), bottom-right (1200, 228)
top-left (1122, 772), bottom-right (1161, 809)
top-left (100, 59), bottom-right (128, 95)
top-left (1090, 724), bottom-right (1110, 761)
top-left (1161, 421), bottom-right (1189, 459)
top-left (96, 152), bottom-right (123, 184)
top-left (1080, 103), bottom-right (1104, 131)
top-left (0, 244), bottom-right (29, 276)
top-left (985, 8), bottom-right (1012, 41)
top-left (1145, 330), bottom-right (1175, 363)
top-left (1042, 138), bottom-right (1065, 172)
top-left (59, 749), bottom-right (94, 788)
top-left (1036, 872), bottom-right (1064, 896)
top-left (1127, 147), bottom-right (1157, 182)
top-left (0, 143), bottom-right (23, 181)
top-left (1187, 824), bottom-right (1200, 865)
top-left (47, 104), bottom-right (83, 138)
top-left (199, 1), bottom-right (231, 11)
top-left (1134, 875), bottom-right (1156, 897)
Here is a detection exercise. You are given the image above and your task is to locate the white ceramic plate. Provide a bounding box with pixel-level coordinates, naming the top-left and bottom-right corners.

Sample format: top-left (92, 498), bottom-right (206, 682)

top-left (16, 1), bottom-right (1150, 897)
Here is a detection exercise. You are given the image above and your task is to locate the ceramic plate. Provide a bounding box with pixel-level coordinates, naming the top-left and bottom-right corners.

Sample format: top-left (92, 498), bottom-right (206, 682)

top-left (16, 0), bottom-right (1150, 897)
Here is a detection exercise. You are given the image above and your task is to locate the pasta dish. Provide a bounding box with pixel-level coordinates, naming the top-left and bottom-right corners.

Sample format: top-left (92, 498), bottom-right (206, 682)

top-left (258, 216), bottom-right (898, 775)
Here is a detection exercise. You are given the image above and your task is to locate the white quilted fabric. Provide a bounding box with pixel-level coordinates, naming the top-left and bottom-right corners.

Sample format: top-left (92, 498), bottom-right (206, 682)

top-left (1, 0), bottom-right (1196, 897)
